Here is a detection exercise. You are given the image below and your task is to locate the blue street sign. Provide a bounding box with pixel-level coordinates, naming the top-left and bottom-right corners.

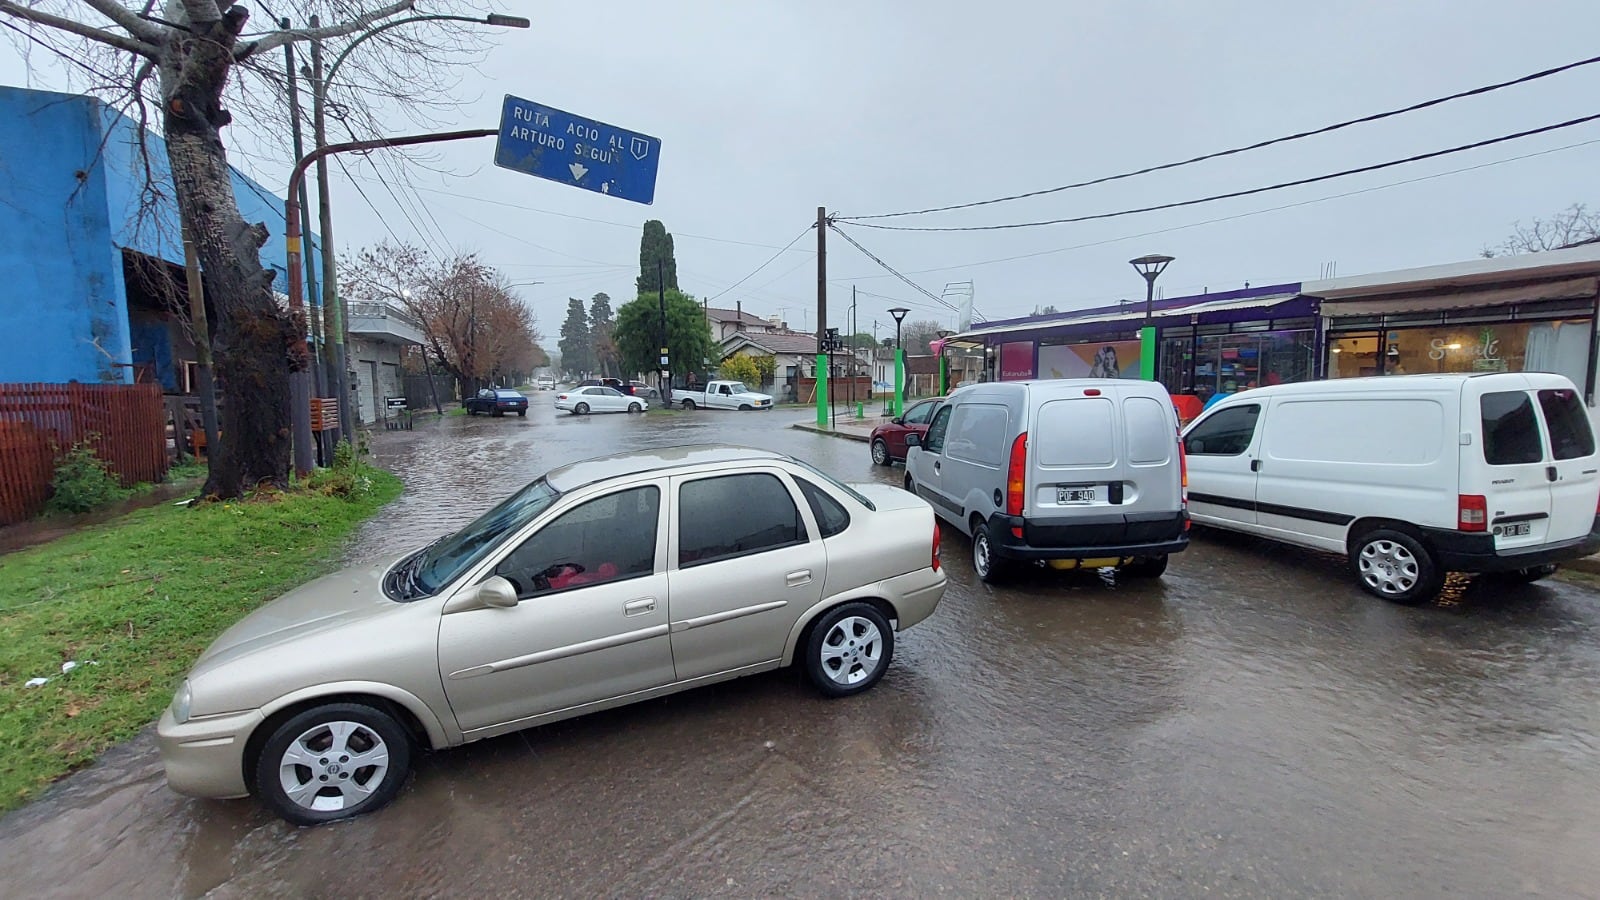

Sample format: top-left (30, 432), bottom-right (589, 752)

top-left (494, 95), bottom-right (662, 204)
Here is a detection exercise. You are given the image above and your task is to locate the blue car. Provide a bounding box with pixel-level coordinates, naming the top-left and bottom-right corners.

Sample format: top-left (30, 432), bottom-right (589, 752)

top-left (465, 388), bottom-right (529, 417)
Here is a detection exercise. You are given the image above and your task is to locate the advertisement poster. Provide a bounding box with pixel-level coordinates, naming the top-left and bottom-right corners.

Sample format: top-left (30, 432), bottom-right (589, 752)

top-left (999, 342), bottom-right (1035, 380)
top-left (1037, 340), bottom-right (1143, 380)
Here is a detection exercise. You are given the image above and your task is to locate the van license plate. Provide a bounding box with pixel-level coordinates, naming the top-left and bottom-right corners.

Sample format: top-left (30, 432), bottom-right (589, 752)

top-left (1501, 521), bottom-right (1532, 537)
top-left (1057, 487), bottom-right (1098, 503)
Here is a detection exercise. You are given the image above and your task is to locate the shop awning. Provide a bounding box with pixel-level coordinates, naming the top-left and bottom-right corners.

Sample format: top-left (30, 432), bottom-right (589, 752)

top-left (1320, 277), bottom-right (1599, 317)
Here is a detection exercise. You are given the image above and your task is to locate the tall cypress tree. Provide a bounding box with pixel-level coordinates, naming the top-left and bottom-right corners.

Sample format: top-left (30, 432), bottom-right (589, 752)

top-left (589, 292), bottom-right (616, 378)
top-left (636, 220), bottom-right (680, 294)
top-left (558, 297), bottom-right (594, 377)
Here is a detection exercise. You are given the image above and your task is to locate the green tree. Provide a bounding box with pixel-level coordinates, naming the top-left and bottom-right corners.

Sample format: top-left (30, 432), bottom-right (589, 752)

top-left (636, 220), bottom-right (680, 294)
top-left (751, 354), bottom-right (778, 385)
top-left (850, 332), bottom-right (877, 350)
top-left (589, 292), bottom-right (616, 378)
top-left (719, 354), bottom-right (761, 385)
top-left (558, 298), bottom-right (594, 377)
top-left (615, 290), bottom-right (714, 381)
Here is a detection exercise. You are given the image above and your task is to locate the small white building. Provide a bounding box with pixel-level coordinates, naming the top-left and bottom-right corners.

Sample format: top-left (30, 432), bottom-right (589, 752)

top-left (347, 301), bottom-right (425, 425)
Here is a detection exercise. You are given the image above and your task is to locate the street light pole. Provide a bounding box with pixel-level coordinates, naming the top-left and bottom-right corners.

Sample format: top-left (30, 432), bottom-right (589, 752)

top-left (1129, 254), bottom-right (1175, 382)
top-left (889, 306), bottom-right (910, 416)
top-left (936, 329), bottom-right (953, 395)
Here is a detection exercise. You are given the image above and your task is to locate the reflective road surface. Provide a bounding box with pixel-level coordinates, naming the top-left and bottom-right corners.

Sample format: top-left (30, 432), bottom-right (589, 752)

top-left (3, 393), bottom-right (1599, 898)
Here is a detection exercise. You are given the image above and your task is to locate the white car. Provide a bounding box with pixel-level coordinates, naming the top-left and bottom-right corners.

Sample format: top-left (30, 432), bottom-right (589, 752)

top-left (556, 386), bottom-right (648, 415)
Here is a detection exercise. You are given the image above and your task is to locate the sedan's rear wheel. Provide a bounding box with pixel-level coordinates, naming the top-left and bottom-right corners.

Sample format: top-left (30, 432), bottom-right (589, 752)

top-left (871, 439), bottom-right (891, 467)
top-left (574, 402), bottom-right (590, 415)
top-left (804, 602), bottom-right (895, 698)
top-left (256, 702), bottom-right (411, 826)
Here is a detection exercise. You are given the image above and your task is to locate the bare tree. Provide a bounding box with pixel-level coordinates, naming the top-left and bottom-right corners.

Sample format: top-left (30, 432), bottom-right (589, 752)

top-left (0, 1), bottom-right (491, 498)
top-left (342, 241), bottom-right (546, 399)
top-left (900, 319), bottom-right (944, 355)
top-left (1482, 203), bottom-right (1600, 257)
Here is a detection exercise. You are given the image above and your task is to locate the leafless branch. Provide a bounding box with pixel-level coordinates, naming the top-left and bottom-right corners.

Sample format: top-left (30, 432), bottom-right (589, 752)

top-left (79, 0), bottom-right (165, 42)
top-left (240, 0), bottom-right (414, 58)
top-left (0, 0), bottom-right (158, 56)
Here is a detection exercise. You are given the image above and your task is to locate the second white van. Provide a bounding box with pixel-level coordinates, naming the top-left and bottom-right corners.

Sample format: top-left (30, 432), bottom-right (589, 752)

top-left (1182, 372), bottom-right (1600, 604)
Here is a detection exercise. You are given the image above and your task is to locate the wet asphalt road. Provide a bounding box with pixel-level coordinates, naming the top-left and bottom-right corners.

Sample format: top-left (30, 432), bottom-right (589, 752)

top-left (4, 393), bottom-right (1600, 898)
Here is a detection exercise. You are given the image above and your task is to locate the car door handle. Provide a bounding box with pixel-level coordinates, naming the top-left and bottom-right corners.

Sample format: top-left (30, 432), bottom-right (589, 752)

top-left (1547, 466), bottom-right (1558, 483)
top-left (623, 598), bottom-right (657, 616)
top-left (933, 460), bottom-right (941, 473)
top-left (786, 570), bottom-right (813, 587)
top-left (1250, 459), bottom-right (1261, 472)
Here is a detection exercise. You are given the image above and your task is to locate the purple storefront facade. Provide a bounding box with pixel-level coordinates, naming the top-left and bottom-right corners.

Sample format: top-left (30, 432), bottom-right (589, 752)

top-left (961, 284), bottom-right (1319, 407)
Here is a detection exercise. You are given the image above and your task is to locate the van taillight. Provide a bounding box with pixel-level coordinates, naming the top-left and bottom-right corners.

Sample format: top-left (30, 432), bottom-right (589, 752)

top-left (932, 521), bottom-right (942, 571)
top-left (1178, 435), bottom-right (1188, 491)
top-left (1458, 494), bottom-right (1487, 532)
top-left (1006, 432), bottom-right (1028, 516)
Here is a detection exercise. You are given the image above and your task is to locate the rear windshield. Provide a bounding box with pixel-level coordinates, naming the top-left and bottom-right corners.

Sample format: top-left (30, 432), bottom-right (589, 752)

top-left (1539, 388), bottom-right (1596, 460)
top-left (1480, 391), bottom-right (1543, 465)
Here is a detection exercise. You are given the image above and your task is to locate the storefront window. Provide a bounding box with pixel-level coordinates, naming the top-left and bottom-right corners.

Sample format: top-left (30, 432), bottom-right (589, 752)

top-left (1189, 330), bottom-right (1314, 406)
top-left (1159, 336), bottom-right (1194, 394)
top-left (1329, 320), bottom-right (1590, 387)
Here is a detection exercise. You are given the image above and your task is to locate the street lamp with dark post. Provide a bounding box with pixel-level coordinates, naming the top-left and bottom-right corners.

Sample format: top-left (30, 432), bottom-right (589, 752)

top-left (291, 10), bottom-right (528, 443)
top-left (1129, 254), bottom-right (1174, 382)
top-left (889, 307), bottom-right (910, 415)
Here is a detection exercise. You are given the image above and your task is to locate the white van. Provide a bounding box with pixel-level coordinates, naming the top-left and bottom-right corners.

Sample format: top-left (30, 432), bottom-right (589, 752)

top-left (904, 379), bottom-right (1189, 583)
top-left (1182, 372), bottom-right (1600, 604)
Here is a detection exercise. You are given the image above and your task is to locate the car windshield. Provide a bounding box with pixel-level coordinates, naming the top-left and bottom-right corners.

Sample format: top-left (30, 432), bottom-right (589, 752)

top-left (408, 478), bottom-right (561, 597)
top-left (789, 459), bottom-right (876, 510)
top-left (730, 383), bottom-right (750, 393)
top-left (495, 390), bottom-right (520, 398)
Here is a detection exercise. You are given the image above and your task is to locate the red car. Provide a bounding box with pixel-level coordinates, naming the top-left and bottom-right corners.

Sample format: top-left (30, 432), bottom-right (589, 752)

top-left (870, 397), bottom-right (945, 466)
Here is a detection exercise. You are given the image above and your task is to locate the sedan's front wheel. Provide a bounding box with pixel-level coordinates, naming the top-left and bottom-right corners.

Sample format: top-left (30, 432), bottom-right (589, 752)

top-left (871, 439), bottom-right (890, 467)
top-left (628, 402), bottom-right (643, 414)
top-left (256, 702), bottom-right (412, 826)
top-left (804, 602), bottom-right (895, 698)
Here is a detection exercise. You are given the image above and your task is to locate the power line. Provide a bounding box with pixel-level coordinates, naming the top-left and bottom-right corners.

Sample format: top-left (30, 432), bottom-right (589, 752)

top-left (839, 52), bottom-right (1600, 222)
top-left (827, 136), bottom-right (1600, 284)
top-left (842, 112), bottom-right (1600, 233)
top-left (827, 224), bottom-right (958, 312)
top-left (705, 225), bottom-right (815, 302)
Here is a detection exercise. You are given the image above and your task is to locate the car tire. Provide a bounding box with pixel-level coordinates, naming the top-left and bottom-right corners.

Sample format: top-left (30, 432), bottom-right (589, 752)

top-left (903, 473), bottom-right (915, 493)
top-left (517, 410), bottom-right (527, 417)
top-left (628, 402), bottom-right (642, 414)
top-left (1491, 563), bottom-right (1560, 584)
top-left (739, 404), bottom-right (752, 410)
top-left (1121, 554), bottom-right (1169, 578)
top-left (255, 702), bottom-right (412, 827)
top-left (574, 402), bottom-right (590, 416)
top-left (1350, 528), bottom-right (1443, 605)
top-left (803, 602), bottom-right (895, 698)
top-left (973, 519), bottom-right (1011, 584)
top-left (871, 439), bottom-right (891, 467)
top-left (682, 399), bottom-right (696, 410)
top-left (466, 408), bottom-right (476, 416)
top-left (492, 410), bottom-right (503, 417)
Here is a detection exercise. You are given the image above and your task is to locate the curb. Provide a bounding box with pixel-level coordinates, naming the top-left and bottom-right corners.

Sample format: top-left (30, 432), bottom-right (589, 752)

top-left (790, 421), bottom-right (872, 444)
top-left (1563, 554), bottom-right (1600, 576)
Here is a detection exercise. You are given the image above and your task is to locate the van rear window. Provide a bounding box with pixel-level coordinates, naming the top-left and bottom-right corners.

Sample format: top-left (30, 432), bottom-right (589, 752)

top-left (1539, 388), bottom-right (1596, 460)
top-left (1480, 391), bottom-right (1542, 465)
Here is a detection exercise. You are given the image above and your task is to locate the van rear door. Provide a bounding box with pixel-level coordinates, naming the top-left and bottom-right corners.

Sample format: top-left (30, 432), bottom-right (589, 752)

top-left (1532, 382), bottom-right (1598, 543)
top-left (1472, 384), bottom-right (1553, 550)
top-left (1030, 393), bottom-right (1123, 524)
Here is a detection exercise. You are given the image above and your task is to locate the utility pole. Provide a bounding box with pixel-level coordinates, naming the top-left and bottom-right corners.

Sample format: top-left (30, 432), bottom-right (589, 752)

top-left (307, 19), bottom-right (353, 443)
top-left (849, 285), bottom-right (857, 408)
top-left (658, 258), bottom-right (671, 402)
top-left (815, 207), bottom-right (828, 427)
top-left (282, 17), bottom-right (328, 464)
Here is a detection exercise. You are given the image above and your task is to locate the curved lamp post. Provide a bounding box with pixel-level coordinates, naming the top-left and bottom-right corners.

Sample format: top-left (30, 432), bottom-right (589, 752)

top-left (1129, 254), bottom-right (1174, 382)
top-left (889, 307), bottom-right (910, 414)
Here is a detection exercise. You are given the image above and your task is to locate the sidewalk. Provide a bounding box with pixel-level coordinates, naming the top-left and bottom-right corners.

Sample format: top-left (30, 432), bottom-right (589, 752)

top-left (790, 413), bottom-right (890, 443)
top-left (1565, 554), bottom-right (1600, 576)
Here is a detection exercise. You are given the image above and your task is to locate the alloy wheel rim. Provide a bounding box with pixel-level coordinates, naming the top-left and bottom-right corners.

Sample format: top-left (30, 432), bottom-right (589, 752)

top-left (278, 720), bottom-right (390, 812)
top-left (1358, 539), bottom-right (1419, 595)
top-left (872, 441), bottom-right (888, 464)
top-left (819, 616), bottom-right (883, 686)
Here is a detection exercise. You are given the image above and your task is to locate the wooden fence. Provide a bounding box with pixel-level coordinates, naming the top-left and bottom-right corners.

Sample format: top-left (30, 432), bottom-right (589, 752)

top-left (0, 382), bottom-right (168, 525)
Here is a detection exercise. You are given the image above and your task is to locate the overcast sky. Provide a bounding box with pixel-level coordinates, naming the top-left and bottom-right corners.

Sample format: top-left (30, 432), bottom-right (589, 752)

top-left (6, 0), bottom-right (1600, 339)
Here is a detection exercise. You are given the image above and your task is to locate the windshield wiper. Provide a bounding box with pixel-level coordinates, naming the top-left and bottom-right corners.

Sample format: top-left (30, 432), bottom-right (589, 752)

top-left (399, 539), bottom-right (441, 600)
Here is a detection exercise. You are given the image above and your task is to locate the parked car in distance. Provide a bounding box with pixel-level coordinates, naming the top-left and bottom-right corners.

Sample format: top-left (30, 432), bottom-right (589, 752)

top-left (556, 385), bottom-right (648, 415)
top-left (465, 388), bottom-right (528, 417)
top-left (155, 445), bottom-right (947, 825)
top-left (627, 380), bottom-right (662, 401)
top-left (905, 378), bottom-right (1188, 583)
top-left (536, 377), bottom-right (556, 391)
top-left (676, 380), bottom-right (775, 410)
top-left (1183, 372), bottom-right (1600, 604)
top-left (871, 397), bottom-right (945, 466)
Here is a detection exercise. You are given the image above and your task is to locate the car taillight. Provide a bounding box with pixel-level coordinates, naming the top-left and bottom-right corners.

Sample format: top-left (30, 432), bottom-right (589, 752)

top-left (932, 521), bottom-right (942, 571)
top-left (1458, 494), bottom-right (1487, 532)
top-left (557, 394), bottom-right (567, 400)
top-left (1178, 434), bottom-right (1188, 491)
top-left (1006, 432), bottom-right (1027, 516)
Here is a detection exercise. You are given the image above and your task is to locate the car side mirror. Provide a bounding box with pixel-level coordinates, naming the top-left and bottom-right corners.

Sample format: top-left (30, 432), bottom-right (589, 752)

top-left (891, 416), bottom-right (903, 425)
top-left (904, 433), bottom-right (921, 448)
top-left (477, 575), bottom-right (519, 608)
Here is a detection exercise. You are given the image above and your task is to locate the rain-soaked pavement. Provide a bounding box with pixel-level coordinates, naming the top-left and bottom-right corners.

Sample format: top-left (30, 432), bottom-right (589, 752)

top-left (4, 393), bottom-right (1600, 897)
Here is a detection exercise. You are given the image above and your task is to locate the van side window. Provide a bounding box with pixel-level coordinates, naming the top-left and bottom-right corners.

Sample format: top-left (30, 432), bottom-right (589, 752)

top-left (1538, 388), bottom-right (1596, 460)
top-left (945, 403), bottom-right (1009, 467)
top-left (1480, 392), bottom-right (1544, 465)
top-left (1184, 404), bottom-right (1260, 456)
top-left (924, 406), bottom-right (952, 453)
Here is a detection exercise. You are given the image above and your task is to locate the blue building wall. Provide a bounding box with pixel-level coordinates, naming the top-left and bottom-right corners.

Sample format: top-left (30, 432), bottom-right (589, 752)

top-left (0, 85), bottom-right (320, 386)
top-left (0, 88), bottom-right (132, 383)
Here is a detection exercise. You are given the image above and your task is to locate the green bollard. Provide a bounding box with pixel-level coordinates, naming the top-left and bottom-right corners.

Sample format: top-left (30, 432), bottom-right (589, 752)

top-left (856, 401), bottom-right (864, 419)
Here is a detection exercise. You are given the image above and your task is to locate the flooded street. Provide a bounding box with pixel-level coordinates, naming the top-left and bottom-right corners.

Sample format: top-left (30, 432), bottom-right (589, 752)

top-left (4, 394), bottom-right (1600, 897)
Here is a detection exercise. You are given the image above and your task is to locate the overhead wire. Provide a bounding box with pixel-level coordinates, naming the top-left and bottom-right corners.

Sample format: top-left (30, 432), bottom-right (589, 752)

top-left (841, 112), bottom-right (1600, 232)
top-left (827, 224), bottom-right (958, 312)
top-left (704, 225), bottom-right (816, 302)
top-left (838, 52), bottom-right (1600, 222)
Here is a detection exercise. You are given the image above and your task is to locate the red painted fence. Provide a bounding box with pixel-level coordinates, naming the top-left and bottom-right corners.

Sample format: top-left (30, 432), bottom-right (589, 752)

top-left (0, 383), bottom-right (168, 525)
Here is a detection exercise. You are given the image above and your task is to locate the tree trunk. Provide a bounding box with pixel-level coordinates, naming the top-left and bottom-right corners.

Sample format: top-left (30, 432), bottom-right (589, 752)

top-left (161, 8), bottom-right (297, 498)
